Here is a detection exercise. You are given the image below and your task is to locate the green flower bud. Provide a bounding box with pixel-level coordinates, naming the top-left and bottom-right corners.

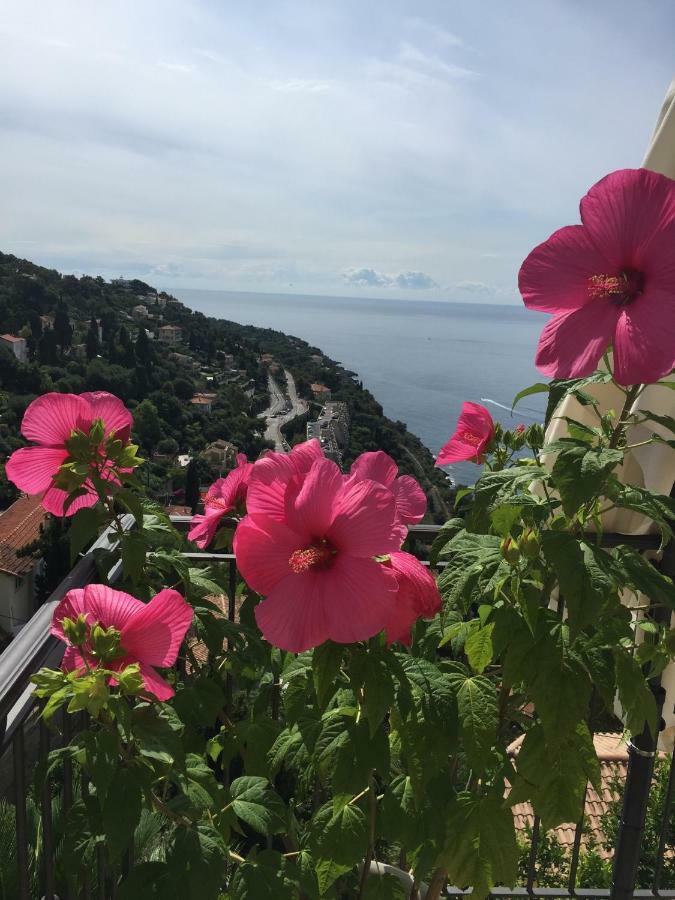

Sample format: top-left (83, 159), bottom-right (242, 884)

top-left (527, 423), bottom-right (545, 451)
top-left (62, 614), bottom-right (88, 647)
top-left (521, 529), bottom-right (540, 560)
top-left (89, 623), bottom-right (124, 663)
top-left (501, 536), bottom-right (520, 565)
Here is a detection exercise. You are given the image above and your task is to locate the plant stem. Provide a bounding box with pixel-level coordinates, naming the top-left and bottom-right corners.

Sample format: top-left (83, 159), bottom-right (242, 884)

top-left (608, 385), bottom-right (643, 449)
top-left (357, 774), bottom-right (377, 899)
top-left (426, 866), bottom-right (448, 900)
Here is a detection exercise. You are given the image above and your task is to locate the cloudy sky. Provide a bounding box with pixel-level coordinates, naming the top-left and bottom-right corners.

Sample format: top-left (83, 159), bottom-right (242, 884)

top-left (1, 0), bottom-right (674, 302)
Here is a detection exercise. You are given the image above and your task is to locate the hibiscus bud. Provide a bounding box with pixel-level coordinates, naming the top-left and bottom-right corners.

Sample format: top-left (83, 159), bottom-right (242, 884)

top-left (501, 536), bottom-right (520, 565)
top-left (62, 614), bottom-right (88, 647)
top-left (89, 624), bottom-right (123, 662)
top-left (117, 663), bottom-right (144, 695)
top-left (521, 529), bottom-right (540, 560)
top-left (527, 423), bottom-right (545, 451)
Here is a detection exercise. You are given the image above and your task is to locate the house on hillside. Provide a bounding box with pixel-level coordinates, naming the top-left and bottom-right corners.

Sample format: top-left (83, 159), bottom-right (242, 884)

top-left (0, 496), bottom-right (48, 635)
top-left (0, 334), bottom-right (28, 363)
top-left (132, 305), bottom-right (149, 319)
top-left (190, 393), bottom-right (217, 413)
top-left (158, 324), bottom-right (183, 345)
top-left (310, 383), bottom-right (332, 401)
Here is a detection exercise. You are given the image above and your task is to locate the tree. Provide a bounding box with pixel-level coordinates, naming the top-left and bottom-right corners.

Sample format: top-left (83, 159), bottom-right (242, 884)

top-left (53, 301), bottom-right (72, 349)
top-left (173, 378), bottom-right (195, 401)
top-left (133, 399), bottom-right (164, 452)
top-left (119, 325), bottom-right (135, 368)
top-left (37, 329), bottom-right (58, 365)
top-left (135, 327), bottom-right (152, 365)
top-left (85, 317), bottom-right (100, 360)
top-left (184, 459), bottom-right (200, 514)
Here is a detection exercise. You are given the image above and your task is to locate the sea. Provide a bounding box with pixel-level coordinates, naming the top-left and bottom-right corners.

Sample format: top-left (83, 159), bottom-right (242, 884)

top-left (176, 289), bottom-right (548, 485)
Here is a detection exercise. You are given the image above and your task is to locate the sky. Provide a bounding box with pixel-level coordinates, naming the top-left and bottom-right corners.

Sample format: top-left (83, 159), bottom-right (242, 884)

top-left (1, 0), bottom-right (674, 303)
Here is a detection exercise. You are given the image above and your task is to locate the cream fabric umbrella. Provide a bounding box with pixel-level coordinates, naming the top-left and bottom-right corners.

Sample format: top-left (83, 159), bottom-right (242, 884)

top-left (541, 80), bottom-right (675, 741)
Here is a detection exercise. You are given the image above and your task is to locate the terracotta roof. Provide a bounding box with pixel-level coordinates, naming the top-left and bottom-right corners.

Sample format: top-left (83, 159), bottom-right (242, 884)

top-left (165, 505), bottom-right (192, 516)
top-left (0, 334), bottom-right (24, 343)
top-left (507, 732), bottom-right (668, 858)
top-left (0, 496), bottom-right (48, 577)
top-left (311, 383), bottom-right (331, 392)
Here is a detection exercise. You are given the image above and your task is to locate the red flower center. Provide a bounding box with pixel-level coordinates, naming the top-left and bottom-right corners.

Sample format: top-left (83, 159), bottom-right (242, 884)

top-left (459, 429), bottom-right (482, 448)
top-left (289, 543), bottom-right (335, 574)
top-left (588, 269), bottom-right (644, 305)
top-left (206, 495), bottom-right (231, 511)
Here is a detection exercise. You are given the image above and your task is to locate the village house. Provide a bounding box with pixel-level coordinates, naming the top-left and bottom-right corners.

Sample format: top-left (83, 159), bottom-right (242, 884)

top-left (310, 382), bottom-right (332, 401)
top-left (158, 324), bottom-right (183, 345)
top-left (0, 334), bottom-right (28, 363)
top-left (132, 304), bottom-right (149, 319)
top-left (0, 496), bottom-right (48, 635)
top-left (190, 393), bottom-right (217, 413)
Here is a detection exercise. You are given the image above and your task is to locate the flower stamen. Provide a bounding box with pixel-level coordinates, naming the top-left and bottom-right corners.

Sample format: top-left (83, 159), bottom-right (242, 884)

top-left (289, 544), bottom-right (334, 573)
top-left (588, 270), bottom-right (644, 305)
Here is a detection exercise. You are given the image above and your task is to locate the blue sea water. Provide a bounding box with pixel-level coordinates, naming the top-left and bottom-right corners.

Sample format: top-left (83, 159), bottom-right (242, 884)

top-left (176, 289), bottom-right (548, 484)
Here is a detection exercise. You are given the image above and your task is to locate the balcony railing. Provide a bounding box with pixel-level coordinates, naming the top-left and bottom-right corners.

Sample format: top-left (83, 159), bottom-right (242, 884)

top-left (0, 519), bottom-right (673, 899)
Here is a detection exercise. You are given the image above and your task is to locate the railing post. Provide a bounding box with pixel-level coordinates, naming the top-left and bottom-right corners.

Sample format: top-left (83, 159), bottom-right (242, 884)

top-left (610, 539), bottom-right (674, 900)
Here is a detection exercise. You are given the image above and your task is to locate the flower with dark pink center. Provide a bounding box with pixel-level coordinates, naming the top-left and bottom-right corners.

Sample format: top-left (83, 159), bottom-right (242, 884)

top-left (436, 402), bottom-right (495, 466)
top-left (188, 453), bottom-right (252, 548)
top-left (346, 451), bottom-right (427, 526)
top-left (519, 168), bottom-right (675, 385)
top-left (51, 584), bottom-right (193, 700)
top-left (234, 456), bottom-right (404, 652)
top-left (5, 391), bottom-right (134, 516)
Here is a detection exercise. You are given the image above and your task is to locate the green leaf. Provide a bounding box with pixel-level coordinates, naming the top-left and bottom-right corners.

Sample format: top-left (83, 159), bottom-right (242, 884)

top-left (465, 623), bottom-right (495, 674)
top-left (609, 484), bottom-right (675, 549)
top-left (229, 776), bottom-right (286, 835)
top-left (166, 823), bottom-right (226, 896)
top-left (131, 704), bottom-right (184, 765)
top-left (309, 801), bottom-right (368, 894)
top-left (118, 863), bottom-right (180, 900)
top-left (229, 850), bottom-right (298, 900)
top-left (453, 674), bottom-right (498, 773)
top-left (362, 873), bottom-right (407, 899)
top-left (612, 545), bottom-right (675, 608)
top-left (69, 506), bottom-right (100, 563)
top-left (361, 656), bottom-right (395, 737)
top-left (641, 409), bottom-right (675, 435)
top-left (512, 382), bottom-right (549, 411)
top-left (541, 533), bottom-right (613, 634)
top-left (440, 792), bottom-right (518, 899)
top-left (380, 775), bottom-right (419, 849)
top-left (429, 518), bottom-right (465, 566)
top-left (172, 677), bottom-right (226, 729)
top-left (509, 721), bottom-right (600, 829)
top-left (101, 767), bottom-right (142, 858)
top-left (312, 641), bottom-right (343, 707)
top-left (615, 650), bottom-right (658, 737)
top-left (551, 446), bottom-right (623, 517)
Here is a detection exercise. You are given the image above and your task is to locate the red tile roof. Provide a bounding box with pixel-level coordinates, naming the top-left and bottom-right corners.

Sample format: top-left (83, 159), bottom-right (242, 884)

top-left (0, 334), bottom-right (24, 343)
top-left (508, 732), bottom-right (669, 858)
top-left (0, 495), bottom-right (48, 577)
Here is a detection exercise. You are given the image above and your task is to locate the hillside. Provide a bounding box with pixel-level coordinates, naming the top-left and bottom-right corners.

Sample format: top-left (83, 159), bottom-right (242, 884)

top-left (0, 252), bottom-right (453, 519)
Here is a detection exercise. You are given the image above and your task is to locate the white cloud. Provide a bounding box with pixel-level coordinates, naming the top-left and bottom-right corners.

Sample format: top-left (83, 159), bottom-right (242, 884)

top-left (343, 267), bottom-right (438, 290)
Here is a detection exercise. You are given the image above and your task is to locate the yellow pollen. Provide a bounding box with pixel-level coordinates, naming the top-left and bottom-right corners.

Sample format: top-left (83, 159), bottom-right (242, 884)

top-left (289, 544), bottom-right (333, 574)
top-left (460, 429), bottom-right (482, 448)
top-left (588, 270), bottom-right (644, 305)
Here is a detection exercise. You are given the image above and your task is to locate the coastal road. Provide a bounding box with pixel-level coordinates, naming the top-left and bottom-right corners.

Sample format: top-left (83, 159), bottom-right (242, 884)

top-left (259, 370), bottom-right (308, 451)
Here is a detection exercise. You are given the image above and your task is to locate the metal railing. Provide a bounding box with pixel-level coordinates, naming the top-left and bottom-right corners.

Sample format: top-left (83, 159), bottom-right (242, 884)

top-left (0, 520), bottom-right (673, 898)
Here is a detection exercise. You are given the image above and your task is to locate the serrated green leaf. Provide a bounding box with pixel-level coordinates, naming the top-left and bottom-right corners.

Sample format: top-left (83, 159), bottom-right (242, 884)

top-left (309, 801), bottom-right (368, 894)
top-left (229, 776), bottom-right (286, 835)
top-left (453, 674), bottom-right (498, 773)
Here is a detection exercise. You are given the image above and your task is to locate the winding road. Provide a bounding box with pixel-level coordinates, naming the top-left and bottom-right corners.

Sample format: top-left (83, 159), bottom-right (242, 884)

top-left (259, 370), bottom-right (308, 451)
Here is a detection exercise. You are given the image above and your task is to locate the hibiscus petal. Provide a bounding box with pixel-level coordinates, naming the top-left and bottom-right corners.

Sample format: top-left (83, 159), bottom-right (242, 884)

top-left (519, 225), bottom-right (612, 314)
top-left (5, 446), bottom-right (68, 494)
top-left (289, 438), bottom-right (323, 473)
top-left (436, 436), bottom-right (484, 465)
top-left (328, 479), bottom-right (400, 557)
top-left (581, 168), bottom-right (675, 271)
top-left (286, 458), bottom-right (343, 538)
top-left (137, 663), bottom-right (175, 701)
top-left (21, 393), bottom-right (90, 445)
top-left (121, 589), bottom-right (193, 668)
top-left (40, 483), bottom-right (98, 516)
top-left (613, 292), bottom-right (675, 385)
top-left (84, 584), bottom-right (146, 631)
top-left (535, 301), bottom-right (620, 380)
top-left (187, 511), bottom-right (224, 549)
top-left (246, 455), bottom-right (295, 521)
top-left (81, 392), bottom-right (133, 442)
top-left (254, 571), bottom-right (332, 653)
top-left (321, 555), bottom-right (399, 645)
top-left (233, 516), bottom-right (306, 594)
top-left (51, 589), bottom-right (89, 641)
top-left (349, 451), bottom-right (397, 486)
top-left (61, 645), bottom-right (87, 672)
top-left (391, 476), bottom-right (427, 525)
top-left (390, 552), bottom-right (441, 617)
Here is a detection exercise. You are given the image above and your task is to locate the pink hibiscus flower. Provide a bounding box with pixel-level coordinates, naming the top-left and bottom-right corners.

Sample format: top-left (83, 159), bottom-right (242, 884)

top-left (519, 168), bottom-right (675, 385)
top-left (436, 402), bottom-right (495, 465)
top-left (383, 551), bottom-right (441, 646)
top-left (347, 451), bottom-right (427, 525)
top-left (51, 584), bottom-right (193, 701)
top-left (5, 391), bottom-right (133, 516)
top-left (245, 438), bottom-right (324, 523)
top-left (234, 456), bottom-right (404, 652)
top-left (188, 453), bottom-right (253, 548)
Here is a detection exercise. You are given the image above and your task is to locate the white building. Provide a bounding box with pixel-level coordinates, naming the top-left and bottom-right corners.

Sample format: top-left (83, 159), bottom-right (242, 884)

top-left (0, 334), bottom-right (28, 363)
